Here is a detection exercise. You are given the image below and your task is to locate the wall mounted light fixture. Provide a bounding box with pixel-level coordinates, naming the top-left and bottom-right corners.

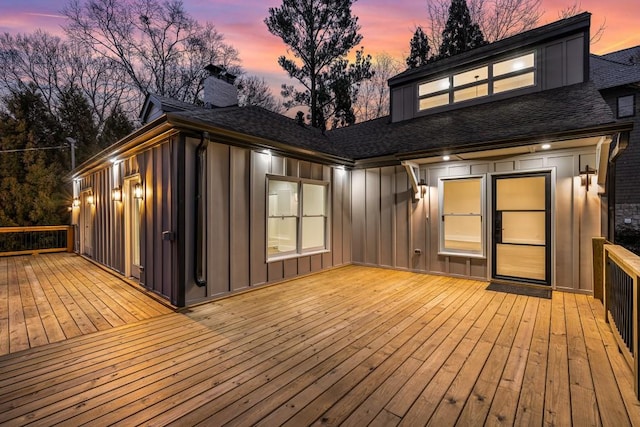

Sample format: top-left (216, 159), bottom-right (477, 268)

top-left (72, 197), bottom-right (80, 208)
top-left (87, 192), bottom-right (94, 205)
top-left (419, 179), bottom-right (427, 198)
top-left (580, 165), bottom-right (596, 191)
top-left (133, 183), bottom-right (143, 199)
top-left (112, 186), bottom-right (122, 202)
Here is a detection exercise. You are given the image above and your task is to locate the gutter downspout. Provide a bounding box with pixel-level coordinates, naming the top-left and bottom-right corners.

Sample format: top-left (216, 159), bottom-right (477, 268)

top-left (195, 132), bottom-right (208, 287)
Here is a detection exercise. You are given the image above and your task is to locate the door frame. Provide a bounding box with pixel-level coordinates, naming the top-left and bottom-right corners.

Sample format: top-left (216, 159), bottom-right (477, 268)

top-left (79, 188), bottom-right (94, 258)
top-left (489, 169), bottom-right (555, 287)
top-left (123, 175), bottom-right (142, 280)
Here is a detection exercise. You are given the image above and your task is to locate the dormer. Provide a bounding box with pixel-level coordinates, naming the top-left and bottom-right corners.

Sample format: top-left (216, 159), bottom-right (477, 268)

top-left (389, 13), bottom-right (591, 123)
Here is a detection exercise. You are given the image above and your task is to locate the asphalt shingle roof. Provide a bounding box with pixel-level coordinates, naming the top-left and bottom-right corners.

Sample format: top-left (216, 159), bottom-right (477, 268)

top-left (170, 105), bottom-right (343, 158)
top-left (590, 46), bottom-right (640, 90)
top-left (327, 82), bottom-right (616, 160)
top-left (169, 82), bottom-right (616, 162)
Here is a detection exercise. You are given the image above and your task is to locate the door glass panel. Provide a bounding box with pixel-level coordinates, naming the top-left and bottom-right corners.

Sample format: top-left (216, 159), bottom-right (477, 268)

top-left (496, 244), bottom-right (546, 281)
top-left (502, 211), bottom-right (545, 245)
top-left (496, 176), bottom-right (546, 210)
top-left (132, 197), bottom-right (141, 266)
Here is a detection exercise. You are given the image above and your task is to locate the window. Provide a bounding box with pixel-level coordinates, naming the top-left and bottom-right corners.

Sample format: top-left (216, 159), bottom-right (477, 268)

top-left (267, 177), bottom-right (328, 259)
top-left (418, 52), bottom-right (536, 111)
top-left (439, 176), bottom-right (485, 257)
top-left (618, 95), bottom-right (635, 118)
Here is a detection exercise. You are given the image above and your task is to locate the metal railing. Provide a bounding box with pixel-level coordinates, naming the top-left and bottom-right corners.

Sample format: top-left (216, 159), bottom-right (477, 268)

top-left (0, 226), bottom-right (74, 256)
top-left (603, 244), bottom-right (640, 398)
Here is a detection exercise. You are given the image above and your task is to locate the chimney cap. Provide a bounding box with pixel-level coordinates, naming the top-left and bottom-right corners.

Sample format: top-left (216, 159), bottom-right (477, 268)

top-left (204, 64), bottom-right (237, 84)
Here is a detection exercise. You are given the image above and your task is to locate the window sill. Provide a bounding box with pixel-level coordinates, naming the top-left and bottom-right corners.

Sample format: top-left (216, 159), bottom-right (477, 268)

top-left (438, 251), bottom-right (486, 259)
top-left (267, 249), bottom-right (330, 263)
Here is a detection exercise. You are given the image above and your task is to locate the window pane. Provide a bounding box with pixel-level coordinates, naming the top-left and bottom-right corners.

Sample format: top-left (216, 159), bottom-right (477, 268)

top-left (453, 66), bottom-right (488, 87)
top-left (419, 93), bottom-right (449, 110)
top-left (443, 179), bottom-right (481, 214)
top-left (302, 217), bottom-right (325, 250)
top-left (268, 217), bottom-right (297, 254)
top-left (493, 72), bottom-right (535, 94)
top-left (268, 180), bottom-right (298, 217)
top-left (443, 215), bottom-right (482, 252)
top-left (418, 77), bottom-right (450, 96)
top-left (618, 95), bottom-right (635, 118)
top-left (494, 53), bottom-right (535, 77)
top-left (303, 183), bottom-right (325, 216)
top-left (454, 84), bottom-right (488, 102)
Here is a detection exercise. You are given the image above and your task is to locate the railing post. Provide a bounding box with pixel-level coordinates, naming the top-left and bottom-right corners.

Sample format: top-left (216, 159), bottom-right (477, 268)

top-left (67, 226), bottom-right (74, 253)
top-left (593, 237), bottom-right (605, 301)
top-left (631, 274), bottom-right (640, 400)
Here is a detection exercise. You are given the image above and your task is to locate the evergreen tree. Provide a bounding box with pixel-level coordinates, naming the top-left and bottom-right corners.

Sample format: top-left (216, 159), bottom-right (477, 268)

top-left (98, 105), bottom-right (135, 149)
top-left (438, 0), bottom-right (487, 59)
top-left (0, 86), bottom-right (67, 226)
top-left (265, 0), bottom-right (373, 129)
top-left (58, 85), bottom-right (99, 164)
top-left (406, 27), bottom-right (431, 69)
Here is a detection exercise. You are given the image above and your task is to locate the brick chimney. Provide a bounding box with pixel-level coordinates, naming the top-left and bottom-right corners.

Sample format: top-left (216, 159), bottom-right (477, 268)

top-left (203, 64), bottom-right (238, 108)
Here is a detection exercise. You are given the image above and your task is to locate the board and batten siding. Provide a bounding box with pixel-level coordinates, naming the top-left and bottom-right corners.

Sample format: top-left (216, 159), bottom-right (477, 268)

top-left (184, 139), bottom-right (352, 305)
top-left (74, 138), bottom-right (179, 304)
top-left (351, 147), bottom-right (602, 293)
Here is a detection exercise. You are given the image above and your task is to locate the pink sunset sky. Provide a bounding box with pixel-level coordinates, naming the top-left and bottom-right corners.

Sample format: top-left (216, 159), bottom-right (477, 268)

top-left (1, 0), bottom-right (639, 92)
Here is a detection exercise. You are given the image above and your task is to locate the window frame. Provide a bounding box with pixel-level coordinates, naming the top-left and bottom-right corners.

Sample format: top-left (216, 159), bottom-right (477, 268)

top-left (438, 175), bottom-right (487, 258)
top-left (417, 51), bottom-right (537, 112)
top-left (617, 94), bottom-right (635, 118)
top-left (266, 175), bottom-right (330, 261)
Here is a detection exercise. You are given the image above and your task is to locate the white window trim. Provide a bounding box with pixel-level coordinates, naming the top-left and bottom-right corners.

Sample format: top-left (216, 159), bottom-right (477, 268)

top-left (266, 175), bottom-right (330, 262)
top-left (438, 175), bottom-right (487, 258)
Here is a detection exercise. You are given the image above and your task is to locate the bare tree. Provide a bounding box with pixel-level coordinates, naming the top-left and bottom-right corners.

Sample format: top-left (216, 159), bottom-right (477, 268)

top-left (0, 31), bottom-right (68, 113)
top-left (354, 53), bottom-right (403, 121)
top-left (558, 1), bottom-right (606, 44)
top-left (426, 0), bottom-right (543, 52)
top-left (237, 76), bottom-right (283, 113)
top-left (63, 0), bottom-right (241, 104)
top-left (0, 31), bottom-right (135, 130)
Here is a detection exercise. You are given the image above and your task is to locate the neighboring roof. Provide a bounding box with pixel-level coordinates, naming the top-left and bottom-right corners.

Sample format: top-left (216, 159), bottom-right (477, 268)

top-left (390, 12), bottom-right (591, 87)
top-left (590, 46), bottom-right (640, 90)
top-left (328, 82), bottom-right (619, 161)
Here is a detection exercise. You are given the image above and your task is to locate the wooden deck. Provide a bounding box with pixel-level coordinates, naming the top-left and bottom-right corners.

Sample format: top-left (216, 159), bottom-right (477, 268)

top-left (0, 253), bottom-right (173, 356)
top-left (1, 264), bottom-right (640, 425)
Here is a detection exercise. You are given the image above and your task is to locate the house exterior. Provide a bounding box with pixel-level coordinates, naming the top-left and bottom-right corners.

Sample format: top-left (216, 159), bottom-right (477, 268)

top-left (71, 13), bottom-right (633, 307)
top-left (590, 46), bottom-right (640, 231)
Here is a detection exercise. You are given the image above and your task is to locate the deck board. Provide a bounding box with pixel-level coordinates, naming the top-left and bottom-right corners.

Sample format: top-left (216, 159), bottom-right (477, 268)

top-left (0, 260), bottom-right (638, 425)
top-left (0, 253), bottom-right (173, 356)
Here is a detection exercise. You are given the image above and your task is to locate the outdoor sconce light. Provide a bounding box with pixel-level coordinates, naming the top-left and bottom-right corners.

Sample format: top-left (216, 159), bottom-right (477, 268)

top-left (87, 193), bottom-right (94, 205)
top-left (133, 183), bottom-right (143, 199)
top-left (419, 179), bottom-right (427, 198)
top-left (112, 186), bottom-right (122, 202)
top-left (72, 197), bottom-right (80, 208)
top-left (580, 165), bottom-right (597, 191)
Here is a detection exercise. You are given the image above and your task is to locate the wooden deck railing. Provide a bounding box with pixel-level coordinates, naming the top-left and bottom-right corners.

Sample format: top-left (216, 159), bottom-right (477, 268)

top-left (0, 226), bottom-right (74, 256)
top-left (603, 244), bottom-right (640, 398)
